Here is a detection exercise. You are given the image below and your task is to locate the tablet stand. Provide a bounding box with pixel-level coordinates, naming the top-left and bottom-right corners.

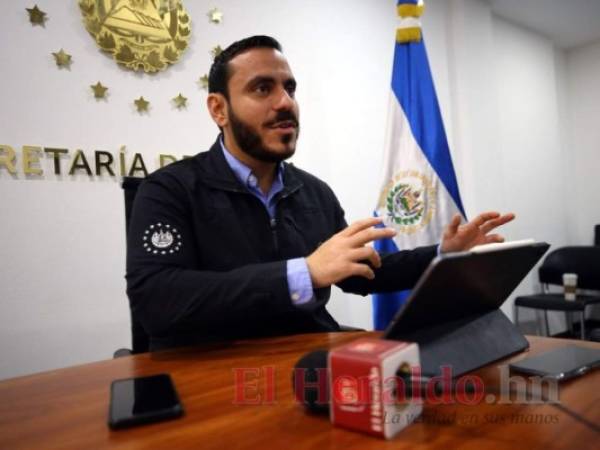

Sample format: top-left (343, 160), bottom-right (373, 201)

top-left (389, 309), bottom-right (529, 377)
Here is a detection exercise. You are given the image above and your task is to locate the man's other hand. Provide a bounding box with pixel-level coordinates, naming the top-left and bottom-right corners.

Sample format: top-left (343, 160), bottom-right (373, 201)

top-left (440, 211), bottom-right (515, 253)
top-left (306, 217), bottom-right (396, 288)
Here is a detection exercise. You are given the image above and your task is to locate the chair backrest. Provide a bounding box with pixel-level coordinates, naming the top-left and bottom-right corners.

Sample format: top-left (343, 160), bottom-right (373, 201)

top-left (538, 246), bottom-right (600, 290)
top-left (122, 176), bottom-right (150, 353)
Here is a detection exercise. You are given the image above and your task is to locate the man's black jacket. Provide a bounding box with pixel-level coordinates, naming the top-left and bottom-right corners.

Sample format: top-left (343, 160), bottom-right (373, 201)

top-left (126, 137), bottom-right (437, 350)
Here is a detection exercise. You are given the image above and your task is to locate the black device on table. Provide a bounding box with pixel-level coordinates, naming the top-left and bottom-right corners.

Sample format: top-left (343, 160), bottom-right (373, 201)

top-left (108, 373), bottom-right (184, 430)
top-left (510, 346), bottom-right (600, 380)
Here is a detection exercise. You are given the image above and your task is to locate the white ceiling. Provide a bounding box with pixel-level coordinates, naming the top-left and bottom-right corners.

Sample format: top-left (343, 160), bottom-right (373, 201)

top-left (489, 0), bottom-right (600, 49)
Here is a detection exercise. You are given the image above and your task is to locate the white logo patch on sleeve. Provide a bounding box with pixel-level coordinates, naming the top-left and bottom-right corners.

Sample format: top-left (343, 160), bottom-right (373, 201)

top-left (142, 222), bottom-right (183, 255)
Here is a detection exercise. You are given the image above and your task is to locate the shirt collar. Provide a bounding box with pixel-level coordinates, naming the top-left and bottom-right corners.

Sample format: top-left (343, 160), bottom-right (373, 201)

top-left (219, 136), bottom-right (284, 191)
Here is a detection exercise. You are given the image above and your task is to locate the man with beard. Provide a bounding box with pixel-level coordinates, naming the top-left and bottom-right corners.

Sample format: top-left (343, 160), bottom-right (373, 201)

top-left (126, 36), bottom-right (514, 351)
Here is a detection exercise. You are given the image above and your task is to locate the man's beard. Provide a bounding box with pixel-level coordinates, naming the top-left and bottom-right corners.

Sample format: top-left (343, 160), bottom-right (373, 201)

top-left (228, 105), bottom-right (299, 163)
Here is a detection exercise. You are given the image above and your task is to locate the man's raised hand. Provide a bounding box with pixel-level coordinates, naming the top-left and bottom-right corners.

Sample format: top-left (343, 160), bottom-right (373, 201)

top-left (440, 211), bottom-right (515, 253)
top-left (306, 217), bottom-right (396, 288)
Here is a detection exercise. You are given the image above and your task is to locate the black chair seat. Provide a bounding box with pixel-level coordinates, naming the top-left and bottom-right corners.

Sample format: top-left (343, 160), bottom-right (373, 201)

top-left (113, 348), bottom-right (133, 358)
top-left (515, 294), bottom-right (600, 311)
top-left (339, 325), bottom-right (365, 332)
top-left (513, 245), bottom-right (600, 340)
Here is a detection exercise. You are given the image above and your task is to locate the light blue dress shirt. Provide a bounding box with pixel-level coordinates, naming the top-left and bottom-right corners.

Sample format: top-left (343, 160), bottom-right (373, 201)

top-left (220, 140), bottom-right (314, 306)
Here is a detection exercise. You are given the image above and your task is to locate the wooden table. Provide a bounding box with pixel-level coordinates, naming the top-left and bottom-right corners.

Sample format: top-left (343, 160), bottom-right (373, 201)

top-left (0, 333), bottom-right (598, 449)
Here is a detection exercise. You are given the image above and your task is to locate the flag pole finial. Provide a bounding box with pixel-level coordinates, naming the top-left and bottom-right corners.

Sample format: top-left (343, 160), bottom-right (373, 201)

top-left (396, 1), bottom-right (425, 43)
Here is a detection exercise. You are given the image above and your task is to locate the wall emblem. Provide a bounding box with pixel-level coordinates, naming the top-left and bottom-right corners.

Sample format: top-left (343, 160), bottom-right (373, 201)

top-left (79, 0), bottom-right (191, 73)
top-left (143, 223), bottom-right (182, 255)
top-left (379, 171), bottom-right (436, 233)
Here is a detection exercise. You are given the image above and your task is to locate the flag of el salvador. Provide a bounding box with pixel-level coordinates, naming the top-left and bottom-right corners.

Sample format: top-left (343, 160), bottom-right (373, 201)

top-left (372, 0), bottom-right (465, 330)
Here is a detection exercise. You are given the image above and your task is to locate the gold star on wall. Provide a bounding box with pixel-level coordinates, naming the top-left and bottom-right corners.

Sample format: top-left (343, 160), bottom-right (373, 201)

top-left (26, 5), bottom-right (47, 26)
top-left (207, 8), bottom-right (223, 24)
top-left (91, 82), bottom-right (108, 99)
top-left (52, 49), bottom-right (72, 68)
top-left (211, 45), bottom-right (223, 59)
top-left (134, 96), bottom-right (150, 113)
top-left (198, 74), bottom-right (209, 90)
top-left (172, 93), bottom-right (188, 108)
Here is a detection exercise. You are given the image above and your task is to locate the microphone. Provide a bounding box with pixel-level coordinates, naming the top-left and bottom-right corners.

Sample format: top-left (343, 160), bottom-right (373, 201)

top-left (292, 337), bottom-right (423, 439)
top-left (292, 349), bottom-right (330, 414)
top-left (293, 349), bottom-right (476, 413)
top-left (293, 343), bottom-right (600, 438)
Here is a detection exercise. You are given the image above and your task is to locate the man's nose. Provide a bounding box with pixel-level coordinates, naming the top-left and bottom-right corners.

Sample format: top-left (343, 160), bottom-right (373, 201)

top-left (273, 87), bottom-right (295, 110)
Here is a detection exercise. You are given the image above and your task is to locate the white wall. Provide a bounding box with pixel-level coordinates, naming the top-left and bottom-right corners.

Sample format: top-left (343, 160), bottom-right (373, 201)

top-left (490, 13), bottom-right (570, 324)
top-left (424, 0), bottom-right (572, 326)
top-left (565, 40), bottom-right (600, 245)
top-left (563, 40), bottom-right (600, 322)
top-left (1, 0), bottom-right (597, 380)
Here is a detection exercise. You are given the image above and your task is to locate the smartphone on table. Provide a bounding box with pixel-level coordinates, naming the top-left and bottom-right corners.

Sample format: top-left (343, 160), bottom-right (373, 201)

top-left (108, 373), bottom-right (184, 430)
top-left (509, 346), bottom-right (600, 381)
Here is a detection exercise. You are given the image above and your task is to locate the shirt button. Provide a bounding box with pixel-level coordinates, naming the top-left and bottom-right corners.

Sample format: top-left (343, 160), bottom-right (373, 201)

top-left (291, 292), bottom-right (300, 302)
top-left (248, 174), bottom-right (258, 187)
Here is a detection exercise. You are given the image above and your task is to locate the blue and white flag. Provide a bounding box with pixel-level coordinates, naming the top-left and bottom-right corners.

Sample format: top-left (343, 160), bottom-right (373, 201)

top-left (373, 0), bottom-right (465, 330)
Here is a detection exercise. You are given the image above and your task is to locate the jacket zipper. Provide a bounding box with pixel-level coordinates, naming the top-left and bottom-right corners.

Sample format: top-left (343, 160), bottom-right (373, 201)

top-left (232, 187), bottom-right (299, 258)
top-left (270, 190), bottom-right (296, 257)
top-left (236, 189), bottom-right (280, 257)
top-left (270, 217), bottom-right (279, 255)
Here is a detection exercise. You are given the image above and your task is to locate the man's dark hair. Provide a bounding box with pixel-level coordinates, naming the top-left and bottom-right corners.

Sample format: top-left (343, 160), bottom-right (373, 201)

top-left (208, 35), bottom-right (283, 99)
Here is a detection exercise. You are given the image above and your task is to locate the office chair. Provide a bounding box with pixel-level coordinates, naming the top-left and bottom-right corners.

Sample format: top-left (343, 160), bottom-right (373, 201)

top-left (114, 176), bottom-right (362, 357)
top-left (588, 224), bottom-right (600, 341)
top-left (114, 176), bottom-right (148, 357)
top-left (514, 246), bottom-right (600, 340)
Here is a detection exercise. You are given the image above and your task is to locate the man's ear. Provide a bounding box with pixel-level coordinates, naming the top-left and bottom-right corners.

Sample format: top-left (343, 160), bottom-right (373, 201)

top-left (207, 93), bottom-right (228, 128)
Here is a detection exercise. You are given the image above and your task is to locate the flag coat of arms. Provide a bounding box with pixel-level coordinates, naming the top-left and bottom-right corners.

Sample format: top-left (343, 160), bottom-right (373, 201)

top-left (373, 0), bottom-right (466, 330)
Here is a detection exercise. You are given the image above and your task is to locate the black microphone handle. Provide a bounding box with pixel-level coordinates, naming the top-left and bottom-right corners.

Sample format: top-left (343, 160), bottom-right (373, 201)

top-left (292, 349), bottom-right (330, 414)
